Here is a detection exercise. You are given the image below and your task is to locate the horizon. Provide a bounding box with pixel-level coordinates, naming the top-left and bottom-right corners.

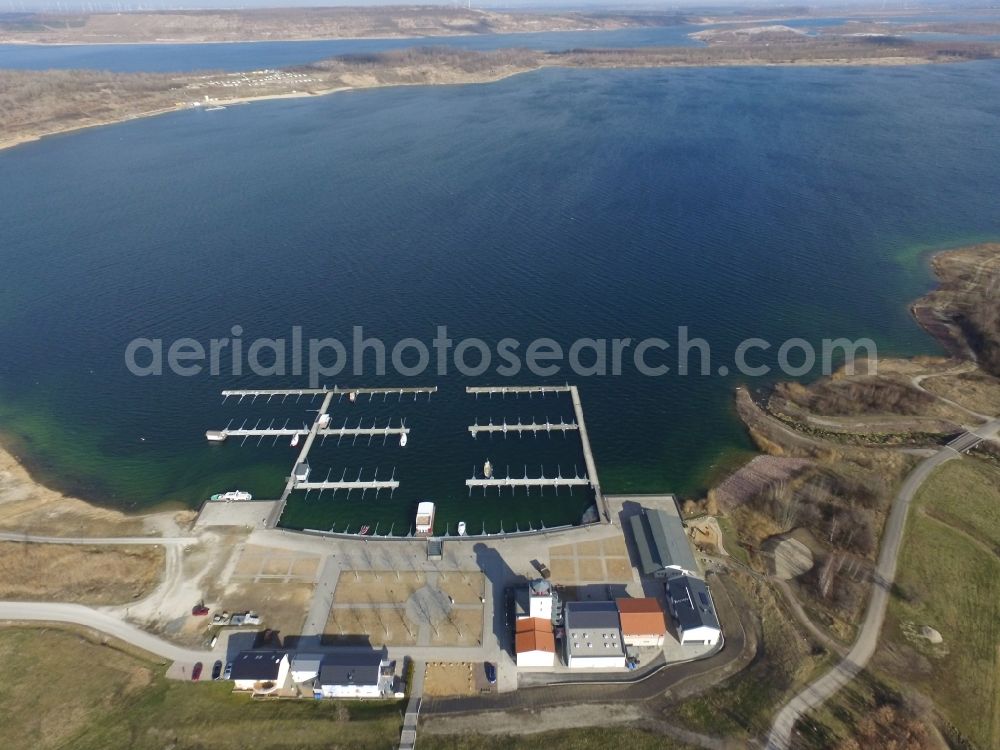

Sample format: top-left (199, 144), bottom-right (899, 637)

top-left (1, 0), bottom-right (985, 14)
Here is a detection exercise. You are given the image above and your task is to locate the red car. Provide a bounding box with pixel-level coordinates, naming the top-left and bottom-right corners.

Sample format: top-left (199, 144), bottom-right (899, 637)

top-left (192, 604), bottom-right (209, 616)
top-left (191, 662), bottom-right (203, 681)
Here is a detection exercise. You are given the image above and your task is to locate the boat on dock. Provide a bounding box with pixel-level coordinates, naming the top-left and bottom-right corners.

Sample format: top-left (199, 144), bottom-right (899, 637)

top-left (483, 459), bottom-right (493, 479)
top-left (415, 501), bottom-right (436, 536)
top-left (210, 490), bottom-right (253, 502)
top-left (457, 521), bottom-right (467, 536)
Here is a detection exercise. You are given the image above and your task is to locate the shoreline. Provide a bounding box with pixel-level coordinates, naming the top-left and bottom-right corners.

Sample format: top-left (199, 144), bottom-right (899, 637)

top-left (0, 54), bottom-right (966, 157)
top-left (0, 241), bottom-right (992, 533)
top-left (0, 23), bottom-right (657, 47)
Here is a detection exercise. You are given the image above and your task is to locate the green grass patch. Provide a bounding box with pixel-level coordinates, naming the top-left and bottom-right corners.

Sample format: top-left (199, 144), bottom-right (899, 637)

top-left (0, 626), bottom-right (403, 750)
top-left (886, 458), bottom-right (1000, 749)
top-left (420, 727), bottom-right (697, 750)
top-left (664, 575), bottom-right (827, 741)
top-left (913, 458), bottom-right (1000, 550)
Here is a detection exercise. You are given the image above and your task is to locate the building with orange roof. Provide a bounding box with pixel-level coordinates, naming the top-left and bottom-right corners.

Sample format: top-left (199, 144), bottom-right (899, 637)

top-left (616, 597), bottom-right (668, 648)
top-left (515, 617), bottom-right (556, 667)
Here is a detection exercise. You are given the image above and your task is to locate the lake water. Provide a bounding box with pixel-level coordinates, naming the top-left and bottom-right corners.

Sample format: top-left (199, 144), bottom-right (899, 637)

top-left (2, 61), bottom-right (999, 533)
top-left (0, 14), bottom-right (992, 73)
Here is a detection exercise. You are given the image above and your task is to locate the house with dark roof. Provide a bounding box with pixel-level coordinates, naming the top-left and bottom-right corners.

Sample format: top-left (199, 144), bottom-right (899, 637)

top-left (317, 650), bottom-right (387, 698)
top-left (629, 499), bottom-right (699, 578)
top-left (665, 574), bottom-right (722, 646)
top-left (564, 601), bottom-right (626, 669)
top-left (230, 650), bottom-right (290, 692)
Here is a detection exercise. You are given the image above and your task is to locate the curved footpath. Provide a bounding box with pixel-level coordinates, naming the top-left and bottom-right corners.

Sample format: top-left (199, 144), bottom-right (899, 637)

top-left (0, 531), bottom-right (196, 545)
top-left (766, 418), bottom-right (1000, 749)
top-left (0, 601), bottom-right (211, 663)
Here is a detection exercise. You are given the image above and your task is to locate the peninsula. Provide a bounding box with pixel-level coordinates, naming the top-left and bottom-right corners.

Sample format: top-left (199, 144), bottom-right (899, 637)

top-left (0, 6), bottom-right (682, 45)
top-left (3, 36), bottom-right (999, 152)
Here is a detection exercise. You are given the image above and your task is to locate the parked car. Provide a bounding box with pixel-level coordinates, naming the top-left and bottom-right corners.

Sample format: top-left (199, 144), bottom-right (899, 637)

top-left (191, 603), bottom-right (209, 616)
top-left (191, 662), bottom-right (203, 681)
top-left (483, 662), bottom-right (497, 685)
top-left (223, 662), bottom-right (233, 680)
top-left (211, 660), bottom-right (223, 680)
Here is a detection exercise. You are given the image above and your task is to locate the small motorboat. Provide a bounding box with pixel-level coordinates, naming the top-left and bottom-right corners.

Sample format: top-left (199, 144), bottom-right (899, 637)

top-left (210, 490), bottom-right (252, 502)
top-left (457, 521), bottom-right (467, 536)
top-left (399, 432), bottom-right (408, 447)
top-left (349, 390), bottom-right (358, 403)
top-left (359, 525), bottom-right (370, 535)
top-left (483, 459), bottom-right (493, 479)
top-left (290, 433), bottom-right (300, 448)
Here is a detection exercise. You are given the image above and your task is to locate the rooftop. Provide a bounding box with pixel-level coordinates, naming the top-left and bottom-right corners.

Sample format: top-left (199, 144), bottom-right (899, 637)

top-left (318, 650), bottom-right (384, 688)
top-left (666, 574), bottom-right (721, 633)
top-left (565, 602), bottom-right (624, 659)
top-left (515, 617), bottom-right (556, 654)
top-left (229, 650), bottom-right (286, 681)
top-left (615, 597), bottom-right (667, 636)
top-left (629, 501), bottom-right (698, 576)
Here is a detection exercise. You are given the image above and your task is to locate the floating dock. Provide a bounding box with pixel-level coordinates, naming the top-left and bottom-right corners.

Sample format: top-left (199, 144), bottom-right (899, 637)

top-left (466, 384), bottom-right (571, 397)
top-left (468, 418), bottom-right (578, 437)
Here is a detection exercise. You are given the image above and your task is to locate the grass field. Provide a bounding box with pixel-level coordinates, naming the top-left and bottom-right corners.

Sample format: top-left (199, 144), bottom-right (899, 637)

top-left (913, 457), bottom-right (1000, 550)
top-left (663, 572), bottom-right (827, 741)
top-left (886, 458), bottom-right (1000, 749)
top-left (420, 727), bottom-right (698, 750)
top-left (0, 626), bottom-right (403, 750)
top-left (0, 542), bottom-right (163, 604)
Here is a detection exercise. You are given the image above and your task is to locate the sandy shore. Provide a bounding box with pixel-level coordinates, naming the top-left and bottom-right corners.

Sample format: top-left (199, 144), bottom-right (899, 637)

top-left (0, 443), bottom-right (192, 538)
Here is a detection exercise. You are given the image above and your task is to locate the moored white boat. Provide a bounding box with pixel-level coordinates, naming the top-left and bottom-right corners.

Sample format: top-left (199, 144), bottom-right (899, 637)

top-left (483, 459), bottom-right (493, 479)
top-left (415, 501), bottom-right (436, 536)
top-left (290, 433), bottom-right (300, 447)
top-left (210, 490), bottom-right (253, 502)
top-left (399, 432), bottom-right (408, 447)
top-left (457, 521), bottom-right (467, 536)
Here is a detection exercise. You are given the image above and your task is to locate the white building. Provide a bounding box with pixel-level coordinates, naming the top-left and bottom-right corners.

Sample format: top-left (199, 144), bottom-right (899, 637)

top-left (290, 654), bottom-right (323, 683)
top-left (515, 617), bottom-right (556, 668)
top-left (230, 651), bottom-right (289, 692)
top-left (317, 651), bottom-right (386, 699)
top-left (564, 601), bottom-right (626, 669)
top-left (616, 597), bottom-right (668, 648)
top-left (665, 574), bottom-right (722, 646)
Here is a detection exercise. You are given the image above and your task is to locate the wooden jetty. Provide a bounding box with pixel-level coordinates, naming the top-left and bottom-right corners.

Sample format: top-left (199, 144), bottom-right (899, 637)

top-left (569, 385), bottom-right (607, 522)
top-left (466, 474), bottom-right (591, 489)
top-left (468, 419), bottom-right (578, 437)
top-left (466, 385), bottom-right (571, 397)
top-left (221, 386), bottom-right (437, 401)
top-left (297, 479), bottom-right (399, 492)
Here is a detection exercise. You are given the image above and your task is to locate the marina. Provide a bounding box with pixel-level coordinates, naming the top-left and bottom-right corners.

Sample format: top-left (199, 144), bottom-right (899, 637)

top-left (199, 383), bottom-right (605, 537)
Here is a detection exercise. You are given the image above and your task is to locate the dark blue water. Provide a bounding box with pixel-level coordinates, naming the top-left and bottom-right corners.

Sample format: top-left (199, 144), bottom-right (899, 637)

top-left (2, 62), bottom-right (999, 531)
top-left (0, 25), bottom-right (701, 72)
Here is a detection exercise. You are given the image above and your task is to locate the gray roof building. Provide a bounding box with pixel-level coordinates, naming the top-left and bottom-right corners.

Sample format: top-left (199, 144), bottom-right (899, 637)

top-left (564, 601), bottom-right (625, 665)
top-left (665, 574), bottom-right (721, 645)
top-left (629, 501), bottom-right (698, 577)
top-left (229, 650), bottom-right (287, 681)
top-left (318, 650), bottom-right (383, 688)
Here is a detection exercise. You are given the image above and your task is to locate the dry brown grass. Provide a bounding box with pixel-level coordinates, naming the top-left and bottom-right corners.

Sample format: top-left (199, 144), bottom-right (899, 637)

top-left (423, 662), bottom-right (481, 697)
top-left (0, 541), bottom-right (163, 604)
top-left (324, 606), bottom-right (417, 646)
top-left (218, 580), bottom-right (314, 639)
top-left (333, 570), bottom-right (425, 604)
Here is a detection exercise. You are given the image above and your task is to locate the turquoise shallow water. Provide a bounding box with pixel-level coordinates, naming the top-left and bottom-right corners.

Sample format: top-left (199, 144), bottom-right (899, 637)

top-left (1, 61), bottom-right (999, 531)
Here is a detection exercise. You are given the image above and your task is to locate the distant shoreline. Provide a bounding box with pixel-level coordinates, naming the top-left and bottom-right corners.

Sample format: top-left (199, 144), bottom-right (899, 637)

top-left (2, 48), bottom-right (983, 156)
